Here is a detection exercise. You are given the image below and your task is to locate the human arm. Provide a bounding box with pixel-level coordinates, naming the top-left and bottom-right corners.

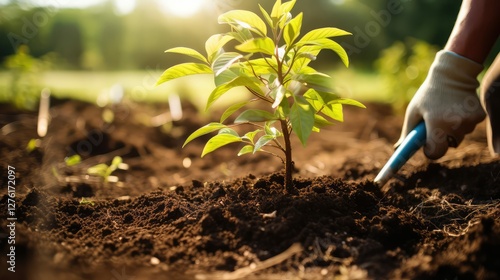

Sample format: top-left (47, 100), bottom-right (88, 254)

top-left (396, 0), bottom-right (500, 159)
top-left (445, 0), bottom-right (500, 64)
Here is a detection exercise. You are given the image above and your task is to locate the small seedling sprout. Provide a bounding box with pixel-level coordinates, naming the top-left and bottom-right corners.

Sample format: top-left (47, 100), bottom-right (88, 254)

top-left (26, 138), bottom-right (41, 153)
top-left (156, 0), bottom-right (364, 189)
top-left (87, 156), bottom-right (127, 184)
top-left (65, 154), bottom-right (82, 167)
top-left (79, 197), bottom-right (95, 206)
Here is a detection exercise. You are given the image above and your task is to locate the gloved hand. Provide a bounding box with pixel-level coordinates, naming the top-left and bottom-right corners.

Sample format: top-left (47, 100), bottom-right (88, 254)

top-left (396, 50), bottom-right (486, 159)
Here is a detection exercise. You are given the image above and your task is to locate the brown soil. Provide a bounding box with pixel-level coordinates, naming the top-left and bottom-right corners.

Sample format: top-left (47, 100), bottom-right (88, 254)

top-left (1, 98), bottom-right (499, 280)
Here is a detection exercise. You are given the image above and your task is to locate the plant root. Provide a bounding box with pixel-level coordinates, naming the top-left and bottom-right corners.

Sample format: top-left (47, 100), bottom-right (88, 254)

top-left (195, 243), bottom-right (303, 280)
top-left (410, 190), bottom-right (500, 237)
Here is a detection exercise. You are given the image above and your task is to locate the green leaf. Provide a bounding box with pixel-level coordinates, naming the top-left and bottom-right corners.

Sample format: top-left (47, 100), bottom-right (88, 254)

top-left (202, 134), bottom-right (242, 157)
top-left (156, 63), bottom-right (212, 86)
top-left (165, 47), bottom-right (208, 64)
top-left (227, 28), bottom-right (254, 43)
top-left (295, 72), bottom-right (333, 92)
top-left (277, 0), bottom-right (296, 29)
top-left (312, 91), bottom-right (366, 115)
top-left (297, 38), bottom-right (349, 67)
top-left (241, 58), bottom-right (278, 76)
top-left (271, 84), bottom-right (286, 108)
top-left (205, 34), bottom-right (234, 63)
top-left (234, 109), bottom-right (276, 123)
top-left (183, 122), bottom-right (227, 147)
top-left (299, 27), bottom-right (351, 43)
top-left (278, 12), bottom-right (292, 30)
top-left (298, 66), bottom-right (318, 74)
top-left (258, 4), bottom-right (273, 28)
top-left (218, 10), bottom-right (267, 37)
top-left (284, 12), bottom-right (303, 47)
top-left (207, 76), bottom-right (263, 110)
top-left (290, 96), bottom-right (315, 146)
top-left (212, 52), bottom-right (243, 77)
top-left (280, 0), bottom-right (297, 16)
top-left (236, 38), bottom-right (275, 56)
top-left (242, 129), bottom-right (262, 143)
top-left (220, 100), bottom-right (251, 123)
top-left (292, 46), bottom-right (321, 72)
top-left (214, 68), bottom-right (239, 87)
top-left (111, 156), bottom-right (122, 168)
top-left (271, 0), bottom-right (282, 20)
top-left (303, 87), bottom-right (324, 105)
top-left (265, 122), bottom-right (281, 137)
top-left (275, 95), bottom-right (291, 119)
top-left (314, 114), bottom-right (334, 128)
top-left (329, 98), bottom-right (366, 108)
top-left (253, 135), bottom-right (275, 153)
top-left (219, 128), bottom-right (239, 137)
top-left (65, 154), bottom-right (82, 166)
top-left (314, 90), bottom-right (340, 103)
top-left (313, 101), bottom-right (343, 122)
top-left (326, 103), bottom-right (344, 122)
top-left (238, 145), bottom-right (254, 156)
top-left (106, 156), bottom-right (122, 177)
top-left (297, 52), bottom-right (317, 61)
top-left (303, 89), bottom-right (344, 122)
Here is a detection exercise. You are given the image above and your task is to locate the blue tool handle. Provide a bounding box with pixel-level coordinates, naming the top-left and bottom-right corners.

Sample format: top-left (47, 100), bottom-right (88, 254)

top-left (389, 121), bottom-right (426, 170)
top-left (374, 122), bottom-right (426, 186)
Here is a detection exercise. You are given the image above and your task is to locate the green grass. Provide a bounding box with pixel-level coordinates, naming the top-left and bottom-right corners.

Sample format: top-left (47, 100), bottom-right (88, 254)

top-left (39, 70), bottom-right (229, 109)
top-left (329, 68), bottom-right (391, 103)
top-left (0, 69), bottom-right (389, 111)
top-left (0, 70), bottom-right (251, 112)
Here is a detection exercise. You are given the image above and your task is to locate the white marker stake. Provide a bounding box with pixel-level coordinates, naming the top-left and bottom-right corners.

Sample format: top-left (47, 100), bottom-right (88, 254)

top-left (168, 93), bottom-right (183, 121)
top-left (37, 88), bottom-right (51, 137)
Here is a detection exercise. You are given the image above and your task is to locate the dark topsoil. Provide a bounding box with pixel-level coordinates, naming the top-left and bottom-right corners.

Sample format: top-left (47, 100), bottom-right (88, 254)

top-left (0, 98), bottom-right (499, 280)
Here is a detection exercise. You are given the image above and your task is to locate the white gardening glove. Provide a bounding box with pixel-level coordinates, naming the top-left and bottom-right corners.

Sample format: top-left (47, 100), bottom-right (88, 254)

top-left (396, 50), bottom-right (486, 159)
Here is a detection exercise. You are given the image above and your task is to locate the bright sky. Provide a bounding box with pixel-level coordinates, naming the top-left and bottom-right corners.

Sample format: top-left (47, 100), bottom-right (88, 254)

top-left (0, 0), bottom-right (207, 17)
top-left (158, 0), bottom-right (205, 18)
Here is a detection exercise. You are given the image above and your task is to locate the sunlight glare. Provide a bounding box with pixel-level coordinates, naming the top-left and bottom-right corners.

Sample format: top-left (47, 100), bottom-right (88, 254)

top-left (114, 0), bottom-right (136, 15)
top-left (159, 0), bottom-right (205, 18)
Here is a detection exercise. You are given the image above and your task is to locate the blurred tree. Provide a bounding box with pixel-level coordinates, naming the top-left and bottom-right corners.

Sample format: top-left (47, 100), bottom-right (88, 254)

top-left (123, 0), bottom-right (174, 69)
top-left (383, 0), bottom-right (461, 47)
top-left (1, 0), bottom-right (497, 71)
top-left (0, 25), bottom-right (16, 63)
top-left (3, 45), bottom-right (50, 109)
top-left (96, 1), bottom-right (125, 70)
top-left (375, 38), bottom-right (438, 111)
top-left (48, 15), bottom-right (84, 69)
top-left (0, 4), bottom-right (30, 63)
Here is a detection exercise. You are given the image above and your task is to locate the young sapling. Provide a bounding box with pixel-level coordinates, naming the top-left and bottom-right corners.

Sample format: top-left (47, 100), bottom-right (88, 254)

top-left (156, 0), bottom-right (365, 189)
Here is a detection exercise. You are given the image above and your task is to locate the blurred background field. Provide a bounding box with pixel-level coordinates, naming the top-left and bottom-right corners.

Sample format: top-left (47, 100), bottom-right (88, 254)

top-left (1, 0), bottom-right (499, 111)
top-left (0, 69), bottom-right (383, 109)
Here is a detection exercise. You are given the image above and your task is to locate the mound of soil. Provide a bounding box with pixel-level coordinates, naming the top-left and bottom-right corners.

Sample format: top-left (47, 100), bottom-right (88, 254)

top-left (1, 99), bottom-right (499, 280)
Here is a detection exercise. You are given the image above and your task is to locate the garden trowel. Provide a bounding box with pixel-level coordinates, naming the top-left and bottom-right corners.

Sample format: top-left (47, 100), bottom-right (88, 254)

top-left (374, 122), bottom-right (426, 187)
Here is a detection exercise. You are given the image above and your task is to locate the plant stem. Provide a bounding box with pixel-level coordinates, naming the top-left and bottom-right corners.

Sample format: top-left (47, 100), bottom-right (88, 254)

top-left (280, 119), bottom-right (293, 190)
